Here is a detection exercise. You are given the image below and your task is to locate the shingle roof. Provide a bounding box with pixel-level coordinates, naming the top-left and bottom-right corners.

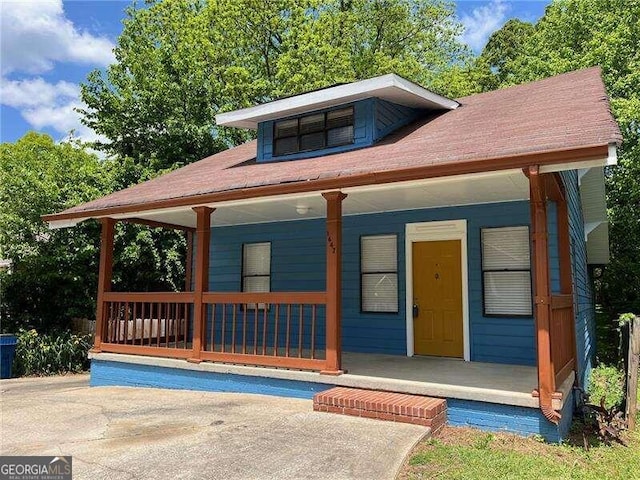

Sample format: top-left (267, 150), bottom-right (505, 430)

top-left (48, 67), bottom-right (621, 220)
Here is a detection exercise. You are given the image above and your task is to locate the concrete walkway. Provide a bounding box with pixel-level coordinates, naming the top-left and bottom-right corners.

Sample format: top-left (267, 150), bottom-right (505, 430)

top-left (0, 375), bottom-right (427, 480)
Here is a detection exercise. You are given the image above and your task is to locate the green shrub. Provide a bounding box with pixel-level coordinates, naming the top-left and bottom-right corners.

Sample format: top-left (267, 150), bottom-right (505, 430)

top-left (13, 329), bottom-right (92, 376)
top-left (588, 364), bottom-right (625, 410)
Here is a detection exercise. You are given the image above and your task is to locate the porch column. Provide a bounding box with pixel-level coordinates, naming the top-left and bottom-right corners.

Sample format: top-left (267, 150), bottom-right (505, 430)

top-left (188, 206), bottom-right (213, 363)
top-left (554, 174), bottom-right (578, 374)
top-left (322, 191), bottom-right (347, 375)
top-left (91, 217), bottom-right (115, 352)
top-left (185, 230), bottom-right (194, 292)
top-left (529, 166), bottom-right (560, 423)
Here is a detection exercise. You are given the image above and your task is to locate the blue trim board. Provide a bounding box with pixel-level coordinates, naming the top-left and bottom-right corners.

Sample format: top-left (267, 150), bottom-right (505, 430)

top-left (90, 360), bottom-right (331, 400)
top-left (91, 359), bottom-right (573, 442)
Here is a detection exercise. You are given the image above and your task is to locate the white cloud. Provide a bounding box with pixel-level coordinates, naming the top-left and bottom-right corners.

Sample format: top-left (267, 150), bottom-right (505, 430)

top-left (1, 77), bottom-right (78, 109)
top-left (0, 0), bottom-right (115, 75)
top-left (1, 77), bottom-right (102, 144)
top-left (461, 0), bottom-right (510, 52)
top-left (0, 1), bottom-right (113, 145)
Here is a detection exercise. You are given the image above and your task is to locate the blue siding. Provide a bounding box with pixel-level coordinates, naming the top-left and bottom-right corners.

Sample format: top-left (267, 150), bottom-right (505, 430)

top-left (448, 390), bottom-right (574, 442)
top-left (256, 98), bottom-right (421, 163)
top-left (561, 171), bottom-right (596, 388)
top-left (374, 99), bottom-right (420, 140)
top-left (256, 99), bottom-right (375, 162)
top-left (90, 360), bottom-right (330, 399)
top-left (207, 201), bottom-right (544, 366)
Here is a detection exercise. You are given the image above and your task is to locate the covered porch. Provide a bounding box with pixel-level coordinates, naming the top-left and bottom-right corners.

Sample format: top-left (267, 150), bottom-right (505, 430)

top-left (69, 166), bottom-right (584, 424)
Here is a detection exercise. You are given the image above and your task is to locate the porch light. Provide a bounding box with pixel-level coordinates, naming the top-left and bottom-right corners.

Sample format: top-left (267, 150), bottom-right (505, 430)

top-left (296, 205), bottom-right (311, 215)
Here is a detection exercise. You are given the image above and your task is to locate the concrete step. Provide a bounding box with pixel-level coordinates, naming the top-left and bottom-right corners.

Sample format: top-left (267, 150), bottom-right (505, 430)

top-left (313, 386), bottom-right (447, 434)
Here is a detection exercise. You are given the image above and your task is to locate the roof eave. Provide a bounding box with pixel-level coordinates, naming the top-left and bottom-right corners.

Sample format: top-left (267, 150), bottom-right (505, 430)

top-left (42, 143), bottom-right (612, 226)
top-left (215, 74), bottom-right (459, 129)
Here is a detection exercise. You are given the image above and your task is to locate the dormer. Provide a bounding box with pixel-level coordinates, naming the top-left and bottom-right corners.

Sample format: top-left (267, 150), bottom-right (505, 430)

top-left (216, 74), bottom-right (459, 163)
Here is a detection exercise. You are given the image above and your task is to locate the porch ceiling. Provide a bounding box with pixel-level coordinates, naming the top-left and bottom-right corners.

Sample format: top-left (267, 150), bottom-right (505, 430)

top-left (105, 169), bottom-right (530, 228)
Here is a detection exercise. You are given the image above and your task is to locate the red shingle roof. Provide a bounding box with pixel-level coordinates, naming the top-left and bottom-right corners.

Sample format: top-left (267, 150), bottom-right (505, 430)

top-left (49, 67), bottom-right (621, 220)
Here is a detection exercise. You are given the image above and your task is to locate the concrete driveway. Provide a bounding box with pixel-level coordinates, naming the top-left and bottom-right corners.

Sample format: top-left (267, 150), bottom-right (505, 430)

top-left (0, 375), bottom-right (427, 480)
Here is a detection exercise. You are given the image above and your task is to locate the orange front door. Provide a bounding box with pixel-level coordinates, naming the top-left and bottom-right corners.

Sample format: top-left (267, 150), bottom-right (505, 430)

top-left (412, 240), bottom-right (463, 357)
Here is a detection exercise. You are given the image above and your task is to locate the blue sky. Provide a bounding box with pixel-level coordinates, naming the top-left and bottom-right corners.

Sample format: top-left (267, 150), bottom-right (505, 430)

top-left (0, 0), bottom-right (551, 145)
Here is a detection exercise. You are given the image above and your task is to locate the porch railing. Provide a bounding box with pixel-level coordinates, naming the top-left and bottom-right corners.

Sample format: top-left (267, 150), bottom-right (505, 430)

top-left (201, 292), bottom-right (326, 370)
top-left (550, 294), bottom-right (575, 386)
top-left (101, 292), bottom-right (195, 359)
top-left (98, 291), bottom-right (327, 371)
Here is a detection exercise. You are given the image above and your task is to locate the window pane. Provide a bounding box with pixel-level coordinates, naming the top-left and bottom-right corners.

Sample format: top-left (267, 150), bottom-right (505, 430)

top-left (482, 226), bottom-right (530, 270)
top-left (299, 113), bottom-right (324, 134)
top-left (327, 107), bottom-right (353, 129)
top-left (362, 273), bottom-right (398, 312)
top-left (327, 125), bottom-right (354, 147)
top-left (274, 137), bottom-right (298, 156)
top-left (243, 275), bottom-right (270, 293)
top-left (243, 242), bottom-right (271, 276)
top-left (361, 235), bottom-right (397, 273)
top-left (274, 119), bottom-right (298, 138)
top-left (483, 271), bottom-right (532, 315)
top-left (300, 132), bottom-right (325, 151)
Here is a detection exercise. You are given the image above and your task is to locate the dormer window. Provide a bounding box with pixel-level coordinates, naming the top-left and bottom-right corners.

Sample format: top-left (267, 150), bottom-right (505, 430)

top-left (273, 107), bottom-right (354, 156)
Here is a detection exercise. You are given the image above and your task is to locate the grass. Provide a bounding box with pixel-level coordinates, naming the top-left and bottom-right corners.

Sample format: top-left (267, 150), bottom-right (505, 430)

top-left (400, 417), bottom-right (640, 480)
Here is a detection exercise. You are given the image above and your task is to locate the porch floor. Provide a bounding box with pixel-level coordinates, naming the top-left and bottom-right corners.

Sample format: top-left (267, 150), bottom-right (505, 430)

top-left (343, 353), bottom-right (537, 397)
top-left (90, 351), bottom-right (552, 409)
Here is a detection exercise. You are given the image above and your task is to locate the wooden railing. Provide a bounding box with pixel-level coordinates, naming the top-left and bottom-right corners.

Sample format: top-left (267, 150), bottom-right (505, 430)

top-left (550, 294), bottom-right (575, 386)
top-left (201, 292), bottom-right (327, 370)
top-left (100, 292), bottom-right (195, 358)
top-left (98, 291), bottom-right (327, 371)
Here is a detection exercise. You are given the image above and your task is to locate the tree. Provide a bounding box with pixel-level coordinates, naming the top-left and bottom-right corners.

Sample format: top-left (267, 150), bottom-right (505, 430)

top-left (474, 18), bottom-right (534, 91)
top-left (473, 0), bottom-right (640, 318)
top-left (275, 0), bottom-right (469, 95)
top-left (0, 133), bottom-right (107, 331)
top-left (79, 0), bottom-right (470, 170)
top-left (0, 134), bottom-right (189, 333)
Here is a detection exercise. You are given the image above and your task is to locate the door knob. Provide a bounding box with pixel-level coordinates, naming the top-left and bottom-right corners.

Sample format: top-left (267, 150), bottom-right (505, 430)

top-left (413, 304), bottom-right (419, 318)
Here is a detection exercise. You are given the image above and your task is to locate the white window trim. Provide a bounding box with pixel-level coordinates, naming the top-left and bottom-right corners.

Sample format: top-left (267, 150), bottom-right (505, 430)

top-left (405, 220), bottom-right (470, 360)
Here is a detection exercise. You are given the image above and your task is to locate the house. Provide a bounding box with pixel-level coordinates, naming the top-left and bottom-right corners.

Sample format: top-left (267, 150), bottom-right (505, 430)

top-left (44, 68), bottom-right (621, 442)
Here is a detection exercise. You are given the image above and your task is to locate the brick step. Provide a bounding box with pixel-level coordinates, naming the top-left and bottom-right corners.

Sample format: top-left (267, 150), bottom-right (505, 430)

top-left (313, 387), bottom-right (447, 433)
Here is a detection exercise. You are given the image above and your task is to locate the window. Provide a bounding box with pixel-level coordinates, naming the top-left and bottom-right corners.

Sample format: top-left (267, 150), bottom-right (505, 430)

top-left (361, 235), bottom-right (398, 313)
top-left (273, 107), bottom-right (354, 156)
top-left (242, 242), bottom-right (271, 308)
top-left (481, 226), bottom-right (532, 316)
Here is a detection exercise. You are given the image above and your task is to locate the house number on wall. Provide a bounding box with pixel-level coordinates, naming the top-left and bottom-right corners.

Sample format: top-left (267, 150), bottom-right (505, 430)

top-left (326, 231), bottom-right (336, 253)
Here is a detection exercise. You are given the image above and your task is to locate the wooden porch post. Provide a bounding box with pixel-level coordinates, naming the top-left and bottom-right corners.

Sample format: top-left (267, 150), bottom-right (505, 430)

top-left (91, 217), bottom-right (115, 352)
top-left (554, 174), bottom-right (578, 372)
top-left (322, 191), bottom-right (347, 375)
top-left (529, 166), bottom-right (560, 423)
top-left (188, 206), bottom-right (213, 363)
top-left (185, 230), bottom-right (194, 292)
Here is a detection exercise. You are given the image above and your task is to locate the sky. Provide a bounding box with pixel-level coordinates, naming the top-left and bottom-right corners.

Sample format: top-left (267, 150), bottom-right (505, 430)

top-left (0, 0), bottom-right (551, 145)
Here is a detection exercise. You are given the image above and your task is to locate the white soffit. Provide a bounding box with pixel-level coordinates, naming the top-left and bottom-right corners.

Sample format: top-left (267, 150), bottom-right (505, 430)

top-left (48, 218), bottom-right (84, 230)
top-left (215, 74), bottom-right (459, 129)
top-left (579, 167), bottom-right (610, 264)
top-left (101, 169), bottom-right (529, 229)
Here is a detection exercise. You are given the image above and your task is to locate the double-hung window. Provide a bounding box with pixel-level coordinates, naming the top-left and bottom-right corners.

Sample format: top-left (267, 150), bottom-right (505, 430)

top-left (273, 107), bottom-right (354, 156)
top-left (242, 242), bottom-right (271, 308)
top-left (360, 235), bottom-right (398, 313)
top-left (481, 226), bottom-right (532, 316)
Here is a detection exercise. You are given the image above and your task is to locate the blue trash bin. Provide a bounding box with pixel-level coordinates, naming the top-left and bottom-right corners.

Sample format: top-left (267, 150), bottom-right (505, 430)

top-left (0, 334), bottom-right (18, 379)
